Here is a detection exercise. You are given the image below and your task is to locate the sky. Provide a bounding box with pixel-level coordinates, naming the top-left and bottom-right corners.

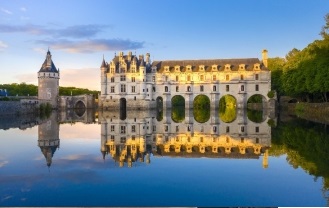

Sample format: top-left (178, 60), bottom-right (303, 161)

top-left (0, 0), bottom-right (328, 91)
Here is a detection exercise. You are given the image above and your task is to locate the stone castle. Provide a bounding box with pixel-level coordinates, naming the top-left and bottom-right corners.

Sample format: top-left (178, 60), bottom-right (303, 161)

top-left (99, 50), bottom-right (272, 110)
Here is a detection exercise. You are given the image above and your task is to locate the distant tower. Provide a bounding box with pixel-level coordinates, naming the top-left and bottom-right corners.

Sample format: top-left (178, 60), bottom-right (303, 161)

top-left (262, 49), bottom-right (268, 68)
top-left (38, 49), bottom-right (60, 108)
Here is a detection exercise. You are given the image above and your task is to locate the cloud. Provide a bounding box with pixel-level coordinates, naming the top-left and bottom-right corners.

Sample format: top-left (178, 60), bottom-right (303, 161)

top-left (36, 38), bottom-right (144, 53)
top-left (33, 47), bottom-right (46, 54)
top-left (0, 41), bottom-right (8, 51)
top-left (20, 7), bottom-right (27, 12)
top-left (0, 160), bottom-right (9, 168)
top-left (0, 23), bottom-right (110, 38)
top-left (1, 8), bottom-right (12, 15)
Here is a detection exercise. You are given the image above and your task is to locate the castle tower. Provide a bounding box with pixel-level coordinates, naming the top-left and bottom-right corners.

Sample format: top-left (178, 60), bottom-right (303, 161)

top-left (38, 49), bottom-right (60, 108)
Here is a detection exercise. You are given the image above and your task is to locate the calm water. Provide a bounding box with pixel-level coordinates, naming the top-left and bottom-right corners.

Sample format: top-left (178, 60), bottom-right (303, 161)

top-left (0, 108), bottom-right (328, 207)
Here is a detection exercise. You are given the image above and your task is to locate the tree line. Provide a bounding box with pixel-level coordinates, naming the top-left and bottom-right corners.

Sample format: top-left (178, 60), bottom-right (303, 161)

top-left (268, 14), bottom-right (329, 102)
top-left (0, 83), bottom-right (99, 97)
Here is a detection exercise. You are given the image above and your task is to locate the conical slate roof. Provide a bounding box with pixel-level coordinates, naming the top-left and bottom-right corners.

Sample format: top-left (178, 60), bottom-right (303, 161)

top-left (39, 50), bottom-right (59, 73)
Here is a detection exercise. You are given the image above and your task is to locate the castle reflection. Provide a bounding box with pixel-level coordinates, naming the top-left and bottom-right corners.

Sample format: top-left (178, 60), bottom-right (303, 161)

top-left (99, 108), bottom-right (271, 168)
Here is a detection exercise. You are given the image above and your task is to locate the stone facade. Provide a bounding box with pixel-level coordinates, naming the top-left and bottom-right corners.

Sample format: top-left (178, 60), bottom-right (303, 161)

top-left (99, 50), bottom-right (271, 110)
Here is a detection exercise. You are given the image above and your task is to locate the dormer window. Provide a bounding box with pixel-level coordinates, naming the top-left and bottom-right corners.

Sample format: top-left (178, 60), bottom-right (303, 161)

top-left (212, 65), bottom-right (217, 71)
top-left (164, 66), bottom-right (170, 72)
top-left (175, 66), bottom-right (180, 72)
top-left (186, 65), bottom-right (192, 72)
top-left (254, 63), bottom-right (260, 71)
top-left (110, 68), bottom-right (115, 73)
top-left (239, 64), bottom-right (245, 71)
top-left (199, 65), bottom-right (205, 71)
top-left (225, 64), bottom-right (231, 71)
top-left (131, 67), bottom-right (136, 73)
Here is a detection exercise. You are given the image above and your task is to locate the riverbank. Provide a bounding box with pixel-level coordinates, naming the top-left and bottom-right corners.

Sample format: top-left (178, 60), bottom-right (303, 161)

top-left (281, 102), bottom-right (329, 124)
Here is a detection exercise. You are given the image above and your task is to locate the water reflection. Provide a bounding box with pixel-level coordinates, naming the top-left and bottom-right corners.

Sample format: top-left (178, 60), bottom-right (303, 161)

top-left (99, 108), bottom-right (271, 168)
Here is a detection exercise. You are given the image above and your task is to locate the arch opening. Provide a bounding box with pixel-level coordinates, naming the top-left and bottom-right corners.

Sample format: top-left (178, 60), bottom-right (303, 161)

top-left (193, 95), bottom-right (210, 123)
top-left (171, 95), bottom-right (185, 123)
top-left (120, 98), bottom-right (127, 120)
top-left (247, 94), bottom-right (267, 123)
top-left (219, 95), bottom-right (237, 123)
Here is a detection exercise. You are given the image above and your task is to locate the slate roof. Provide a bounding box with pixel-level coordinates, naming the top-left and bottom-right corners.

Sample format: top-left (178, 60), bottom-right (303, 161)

top-left (39, 50), bottom-right (59, 73)
top-left (108, 54), bottom-right (152, 73)
top-left (152, 58), bottom-right (268, 73)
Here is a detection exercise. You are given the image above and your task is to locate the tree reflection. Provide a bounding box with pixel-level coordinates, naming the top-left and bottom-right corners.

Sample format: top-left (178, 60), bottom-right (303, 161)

top-left (193, 108), bottom-right (210, 123)
top-left (219, 95), bottom-right (236, 123)
top-left (247, 109), bottom-right (264, 123)
top-left (172, 106), bottom-right (185, 123)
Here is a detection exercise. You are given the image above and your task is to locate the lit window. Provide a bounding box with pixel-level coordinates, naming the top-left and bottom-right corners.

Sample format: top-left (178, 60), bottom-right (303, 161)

top-left (176, 76), bottom-right (179, 81)
top-left (240, 75), bottom-right (244, 80)
top-left (200, 75), bottom-right (204, 81)
top-left (187, 75), bottom-right (191, 81)
top-left (213, 75), bottom-right (216, 81)
top-left (226, 75), bottom-right (229, 81)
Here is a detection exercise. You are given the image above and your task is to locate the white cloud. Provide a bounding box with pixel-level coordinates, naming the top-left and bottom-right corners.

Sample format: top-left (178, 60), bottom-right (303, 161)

top-left (20, 7), bottom-right (27, 12)
top-left (0, 160), bottom-right (8, 168)
top-left (0, 40), bottom-right (8, 51)
top-left (1, 8), bottom-right (12, 15)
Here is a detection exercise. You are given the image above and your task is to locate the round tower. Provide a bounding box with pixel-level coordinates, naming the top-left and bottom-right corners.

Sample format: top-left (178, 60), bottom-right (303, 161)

top-left (38, 49), bottom-right (60, 108)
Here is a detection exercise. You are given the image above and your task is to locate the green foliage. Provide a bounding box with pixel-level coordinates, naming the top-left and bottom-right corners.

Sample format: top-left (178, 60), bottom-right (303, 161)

top-left (171, 95), bottom-right (185, 107)
top-left (247, 94), bottom-right (263, 103)
top-left (267, 90), bottom-right (275, 99)
top-left (193, 95), bottom-right (210, 109)
top-left (267, 118), bottom-right (276, 127)
top-left (271, 118), bottom-right (329, 190)
top-left (0, 83), bottom-right (99, 97)
top-left (295, 102), bottom-right (305, 116)
top-left (247, 109), bottom-right (264, 123)
top-left (59, 86), bottom-right (99, 96)
top-left (219, 95), bottom-right (237, 123)
top-left (171, 106), bottom-right (185, 123)
top-left (156, 110), bottom-right (163, 121)
top-left (39, 103), bottom-right (52, 119)
top-left (193, 108), bottom-right (210, 123)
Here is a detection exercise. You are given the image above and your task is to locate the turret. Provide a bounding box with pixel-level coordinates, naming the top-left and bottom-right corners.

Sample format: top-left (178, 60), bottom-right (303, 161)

top-left (262, 49), bottom-right (268, 68)
top-left (146, 53), bottom-right (150, 65)
top-left (38, 49), bottom-right (60, 108)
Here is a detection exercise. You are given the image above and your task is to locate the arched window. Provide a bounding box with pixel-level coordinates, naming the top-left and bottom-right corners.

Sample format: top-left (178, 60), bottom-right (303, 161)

top-left (213, 85), bottom-right (217, 91)
top-left (187, 86), bottom-right (191, 92)
top-left (165, 86), bottom-right (168, 92)
top-left (241, 85), bottom-right (244, 91)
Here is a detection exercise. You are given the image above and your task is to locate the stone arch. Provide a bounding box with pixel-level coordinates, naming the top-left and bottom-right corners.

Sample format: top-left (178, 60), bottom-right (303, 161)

top-left (75, 100), bottom-right (86, 109)
top-left (156, 96), bottom-right (163, 110)
top-left (193, 94), bottom-right (210, 123)
top-left (171, 95), bottom-right (185, 123)
top-left (247, 94), bottom-right (267, 123)
top-left (219, 94), bottom-right (237, 123)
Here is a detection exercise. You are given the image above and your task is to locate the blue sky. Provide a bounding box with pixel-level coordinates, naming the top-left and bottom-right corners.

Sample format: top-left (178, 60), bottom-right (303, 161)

top-left (0, 0), bottom-right (328, 90)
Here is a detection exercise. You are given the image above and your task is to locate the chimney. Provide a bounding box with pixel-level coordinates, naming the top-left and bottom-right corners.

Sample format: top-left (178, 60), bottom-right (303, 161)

top-left (128, 51), bottom-right (132, 61)
top-left (146, 53), bottom-right (150, 64)
top-left (262, 49), bottom-right (268, 68)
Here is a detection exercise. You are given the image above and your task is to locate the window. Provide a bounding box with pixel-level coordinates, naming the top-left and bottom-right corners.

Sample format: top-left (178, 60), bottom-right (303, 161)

top-left (132, 136), bottom-right (135, 141)
top-left (120, 75), bottom-right (126, 81)
top-left (187, 86), bottom-right (191, 92)
top-left (241, 85), bottom-right (244, 91)
top-left (240, 75), bottom-right (244, 80)
top-left (111, 86), bottom-right (115, 93)
top-left (241, 138), bottom-right (244, 143)
top-left (200, 75), bottom-right (204, 81)
top-left (131, 86), bottom-right (136, 93)
top-left (120, 126), bottom-right (126, 134)
top-left (176, 76), bottom-right (179, 82)
top-left (131, 125), bottom-right (136, 133)
top-left (255, 126), bottom-right (259, 133)
top-left (255, 74), bottom-right (259, 80)
top-left (226, 126), bottom-right (230, 133)
top-left (120, 137), bottom-right (126, 143)
top-left (213, 85), bottom-right (217, 91)
top-left (226, 75), bottom-right (230, 81)
top-left (200, 85), bottom-right (204, 92)
top-left (241, 126), bottom-right (245, 132)
top-left (132, 77), bottom-right (135, 82)
top-left (213, 126), bottom-right (217, 132)
top-left (110, 68), bottom-right (114, 73)
top-left (165, 76), bottom-right (168, 81)
top-left (165, 125), bottom-right (168, 132)
top-left (256, 138), bottom-right (259, 143)
top-left (226, 85), bottom-right (229, 92)
top-left (226, 137), bottom-right (230, 143)
top-left (111, 125), bottom-right (115, 132)
top-left (176, 86), bottom-right (179, 92)
top-left (110, 135), bottom-right (115, 141)
top-left (111, 77), bottom-right (115, 82)
top-left (165, 86), bottom-right (168, 92)
top-left (200, 137), bottom-right (203, 142)
top-left (213, 75), bottom-right (216, 81)
top-left (255, 84), bottom-right (259, 91)
top-left (176, 126), bottom-right (179, 132)
top-left (121, 84), bottom-right (126, 93)
top-left (187, 75), bottom-right (191, 81)
top-left (134, 96), bottom-right (136, 100)
top-left (153, 125), bottom-right (156, 132)
top-left (187, 137), bottom-right (191, 142)
top-left (152, 76), bottom-right (155, 82)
